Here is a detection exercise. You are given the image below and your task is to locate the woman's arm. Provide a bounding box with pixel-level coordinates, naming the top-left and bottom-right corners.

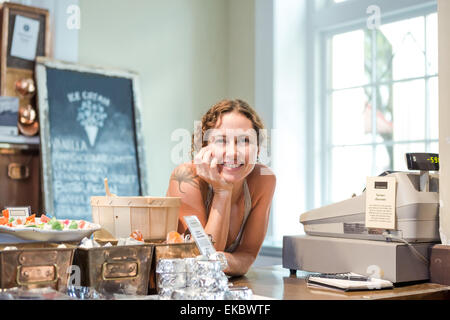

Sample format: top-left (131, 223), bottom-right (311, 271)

top-left (203, 189), bottom-right (232, 251)
top-left (166, 161), bottom-right (232, 251)
top-left (222, 167), bottom-right (276, 276)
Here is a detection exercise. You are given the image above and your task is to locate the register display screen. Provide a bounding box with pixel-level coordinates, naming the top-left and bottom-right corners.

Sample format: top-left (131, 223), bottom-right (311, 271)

top-left (405, 153), bottom-right (439, 171)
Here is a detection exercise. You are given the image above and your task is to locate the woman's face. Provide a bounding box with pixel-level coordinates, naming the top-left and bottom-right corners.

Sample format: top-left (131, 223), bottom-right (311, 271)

top-left (207, 111), bottom-right (258, 183)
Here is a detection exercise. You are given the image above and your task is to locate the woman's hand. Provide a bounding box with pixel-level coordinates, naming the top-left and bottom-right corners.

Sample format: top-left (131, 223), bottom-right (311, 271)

top-left (194, 146), bottom-right (232, 193)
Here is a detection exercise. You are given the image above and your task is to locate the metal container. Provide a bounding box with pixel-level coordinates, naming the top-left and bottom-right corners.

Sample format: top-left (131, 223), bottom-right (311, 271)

top-left (0, 243), bottom-right (76, 291)
top-left (72, 244), bottom-right (153, 295)
top-left (148, 241), bottom-right (200, 294)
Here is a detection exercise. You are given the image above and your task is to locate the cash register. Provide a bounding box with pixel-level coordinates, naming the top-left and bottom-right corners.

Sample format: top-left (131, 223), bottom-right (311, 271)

top-left (282, 153), bottom-right (440, 283)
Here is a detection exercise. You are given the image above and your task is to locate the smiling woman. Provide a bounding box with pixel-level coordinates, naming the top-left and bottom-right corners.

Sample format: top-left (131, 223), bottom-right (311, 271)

top-left (166, 99), bottom-right (276, 276)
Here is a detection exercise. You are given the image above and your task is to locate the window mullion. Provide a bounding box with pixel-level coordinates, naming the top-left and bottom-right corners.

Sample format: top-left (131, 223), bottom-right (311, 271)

top-left (424, 14), bottom-right (430, 152)
top-left (371, 27), bottom-right (377, 175)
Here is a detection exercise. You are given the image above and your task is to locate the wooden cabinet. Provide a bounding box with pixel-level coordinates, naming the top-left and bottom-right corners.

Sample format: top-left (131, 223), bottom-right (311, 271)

top-left (0, 3), bottom-right (50, 214)
top-left (0, 144), bottom-right (42, 213)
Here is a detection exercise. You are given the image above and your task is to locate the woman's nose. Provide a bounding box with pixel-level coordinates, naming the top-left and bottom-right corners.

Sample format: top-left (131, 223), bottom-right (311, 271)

top-left (225, 140), bottom-right (244, 162)
top-left (224, 141), bottom-right (237, 158)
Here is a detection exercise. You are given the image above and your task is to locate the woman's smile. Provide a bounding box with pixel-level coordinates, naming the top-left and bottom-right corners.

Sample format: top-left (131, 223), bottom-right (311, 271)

top-left (220, 162), bottom-right (245, 172)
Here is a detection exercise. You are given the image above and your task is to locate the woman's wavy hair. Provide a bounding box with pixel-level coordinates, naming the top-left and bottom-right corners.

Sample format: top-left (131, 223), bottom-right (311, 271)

top-left (191, 99), bottom-right (265, 161)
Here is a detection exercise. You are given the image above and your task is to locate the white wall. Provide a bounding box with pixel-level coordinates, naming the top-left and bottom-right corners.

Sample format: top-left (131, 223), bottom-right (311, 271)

top-left (438, 0), bottom-right (450, 244)
top-left (271, 0), bottom-right (308, 243)
top-left (228, 0), bottom-right (255, 106)
top-left (78, 0), bottom-right (231, 196)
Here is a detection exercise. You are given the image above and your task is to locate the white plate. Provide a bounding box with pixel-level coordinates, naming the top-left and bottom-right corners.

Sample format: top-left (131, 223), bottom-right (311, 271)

top-left (0, 223), bottom-right (101, 242)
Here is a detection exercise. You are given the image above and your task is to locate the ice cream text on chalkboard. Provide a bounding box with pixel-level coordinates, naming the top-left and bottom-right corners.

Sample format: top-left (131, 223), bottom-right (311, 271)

top-left (68, 91), bottom-right (111, 147)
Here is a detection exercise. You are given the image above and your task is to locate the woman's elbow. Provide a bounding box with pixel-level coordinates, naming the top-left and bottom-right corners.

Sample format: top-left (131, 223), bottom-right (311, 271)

top-left (224, 253), bottom-right (256, 277)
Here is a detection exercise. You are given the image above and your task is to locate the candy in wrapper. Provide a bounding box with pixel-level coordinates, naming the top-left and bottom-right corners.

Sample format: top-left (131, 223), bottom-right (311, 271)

top-left (2, 246), bottom-right (18, 251)
top-left (117, 237), bottom-right (145, 246)
top-left (224, 287), bottom-right (253, 300)
top-left (157, 272), bottom-right (187, 289)
top-left (156, 258), bottom-right (187, 273)
top-left (79, 237), bottom-right (101, 249)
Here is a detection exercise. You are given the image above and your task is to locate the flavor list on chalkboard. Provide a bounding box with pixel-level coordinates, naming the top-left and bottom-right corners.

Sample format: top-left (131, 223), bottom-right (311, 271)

top-left (41, 66), bottom-right (143, 221)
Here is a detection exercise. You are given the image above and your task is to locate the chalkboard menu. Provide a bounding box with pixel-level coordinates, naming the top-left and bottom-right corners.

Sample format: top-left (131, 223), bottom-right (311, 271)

top-left (35, 57), bottom-right (147, 221)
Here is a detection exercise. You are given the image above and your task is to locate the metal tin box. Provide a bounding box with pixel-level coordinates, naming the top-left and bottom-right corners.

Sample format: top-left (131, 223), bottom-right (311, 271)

top-left (148, 241), bottom-right (200, 294)
top-left (0, 243), bottom-right (76, 291)
top-left (72, 244), bottom-right (153, 295)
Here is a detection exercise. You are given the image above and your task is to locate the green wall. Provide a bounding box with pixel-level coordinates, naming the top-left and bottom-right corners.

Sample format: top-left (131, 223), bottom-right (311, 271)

top-left (79, 0), bottom-right (255, 196)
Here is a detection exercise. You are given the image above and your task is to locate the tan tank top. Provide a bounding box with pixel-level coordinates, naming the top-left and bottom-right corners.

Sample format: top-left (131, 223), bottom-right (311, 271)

top-left (204, 180), bottom-right (252, 253)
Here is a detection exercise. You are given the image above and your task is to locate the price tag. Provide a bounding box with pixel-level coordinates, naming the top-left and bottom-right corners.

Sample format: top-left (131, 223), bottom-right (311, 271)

top-left (3, 207), bottom-right (30, 219)
top-left (183, 215), bottom-right (216, 257)
top-left (365, 177), bottom-right (397, 230)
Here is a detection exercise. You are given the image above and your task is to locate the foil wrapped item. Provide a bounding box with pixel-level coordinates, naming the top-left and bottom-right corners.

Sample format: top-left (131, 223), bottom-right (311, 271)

top-left (156, 258), bottom-right (187, 273)
top-left (170, 288), bottom-right (198, 300)
top-left (0, 287), bottom-right (73, 300)
top-left (157, 255), bottom-right (237, 300)
top-left (66, 286), bottom-right (105, 300)
top-left (171, 288), bottom-right (226, 300)
top-left (224, 286), bottom-right (253, 300)
top-left (209, 252), bottom-right (228, 270)
top-left (187, 272), bottom-right (229, 292)
top-left (158, 287), bottom-right (175, 300)
top-left (157, 272), bottom-right (187, 289)
top-left (190, 259), bottom-right (223, 274)
top-left (114, 293), bottom-right (160, 300)
top-left (184, 257), bottom-right (197, 273)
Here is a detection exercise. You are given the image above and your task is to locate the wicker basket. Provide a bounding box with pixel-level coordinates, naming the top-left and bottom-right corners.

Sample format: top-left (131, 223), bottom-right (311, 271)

top-left (91, 196), bottom-right (181, 241)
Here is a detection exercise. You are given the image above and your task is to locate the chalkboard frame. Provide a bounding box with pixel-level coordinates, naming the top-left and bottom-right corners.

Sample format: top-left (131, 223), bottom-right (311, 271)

top-left (35, 57), bottom-right (148, 217)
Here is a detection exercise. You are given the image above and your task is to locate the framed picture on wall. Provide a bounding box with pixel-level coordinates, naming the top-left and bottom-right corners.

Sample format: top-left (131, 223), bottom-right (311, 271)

top-left (0, 3), bottom-right (50, 138)
top-left (35, 57), bottom-right (148, 221)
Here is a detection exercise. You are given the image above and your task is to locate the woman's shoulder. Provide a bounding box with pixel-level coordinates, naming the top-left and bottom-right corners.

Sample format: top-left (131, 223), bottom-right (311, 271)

top-left (170, 162), bottom-right (196, 177)
top-left (248, 163), bottom-right (276, 180)
top-left (247, 164), bottom-right (276, 193)
top-left (169, 162), bottom-right (207, 193)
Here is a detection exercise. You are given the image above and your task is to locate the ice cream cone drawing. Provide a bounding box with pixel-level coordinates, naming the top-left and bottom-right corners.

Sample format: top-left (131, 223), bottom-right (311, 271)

top-left (76, 100), bottom-right (108, 147)
top-left (85, 125), bottom-right (99, 147)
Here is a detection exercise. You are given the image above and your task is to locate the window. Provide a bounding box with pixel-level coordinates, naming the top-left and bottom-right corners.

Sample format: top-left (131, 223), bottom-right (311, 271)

top-left (261, 0), bottom-right (438, 249)
top-left (316, 1), bottom-right (438, 206)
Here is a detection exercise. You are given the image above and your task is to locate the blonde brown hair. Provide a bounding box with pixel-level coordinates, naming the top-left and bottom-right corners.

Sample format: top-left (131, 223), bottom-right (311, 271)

top-left (191, 99), bottom-right (265, 160)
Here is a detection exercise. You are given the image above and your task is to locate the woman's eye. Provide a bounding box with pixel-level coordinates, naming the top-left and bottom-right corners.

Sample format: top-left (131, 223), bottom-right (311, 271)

top-left (214, 137), bottom-right (225, 144)
top-left (238, 137), bottom-right (250, 144)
